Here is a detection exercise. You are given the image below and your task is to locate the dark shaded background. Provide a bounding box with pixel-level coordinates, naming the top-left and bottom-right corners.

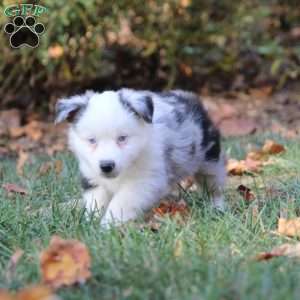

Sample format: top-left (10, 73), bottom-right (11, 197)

top-left (0, 0), bottom-right (299, 118)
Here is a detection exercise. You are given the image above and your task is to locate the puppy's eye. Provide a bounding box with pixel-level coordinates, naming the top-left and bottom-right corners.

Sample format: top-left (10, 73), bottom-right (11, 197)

top-left (88, 137), bottom-right (97, 145)
top-left (117, 135), bottom-right (128, 143)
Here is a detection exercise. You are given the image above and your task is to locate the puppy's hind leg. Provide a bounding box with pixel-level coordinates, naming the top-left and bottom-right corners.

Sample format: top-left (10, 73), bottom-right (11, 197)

top-left (195, 158), bottom-right (226, 211)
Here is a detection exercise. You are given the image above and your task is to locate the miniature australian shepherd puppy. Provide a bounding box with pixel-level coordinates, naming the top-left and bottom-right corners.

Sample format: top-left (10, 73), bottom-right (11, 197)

top-left (55, 89), bottom-right (226, 226)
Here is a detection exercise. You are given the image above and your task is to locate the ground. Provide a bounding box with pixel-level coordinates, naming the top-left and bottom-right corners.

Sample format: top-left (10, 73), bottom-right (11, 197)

top-left (0, 133), bottom-right (300, 300)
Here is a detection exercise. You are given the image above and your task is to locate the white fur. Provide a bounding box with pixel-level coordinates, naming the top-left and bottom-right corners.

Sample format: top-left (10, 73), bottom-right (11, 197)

top-left (58, 89), bottom-right (226, 225)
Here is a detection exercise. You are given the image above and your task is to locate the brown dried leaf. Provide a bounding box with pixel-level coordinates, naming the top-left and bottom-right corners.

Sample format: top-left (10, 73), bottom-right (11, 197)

top-left (262, 140), bottom-right (285, 155)
top-left (227, 159), bottom-right (247, 176)
top-left (40, 236), bottom-right (91, 289)
top-left (244, 157), bottom-right (263, 172)
top-left (16, 285), bottom-right (58, 300)
top-left (278, 218), bottom-right (300, 237)
top-left (25, 121), bottom-right (43, 142)
top-left (0, 290), bottom-right (15, 300)
top-left (9, 127), bottom-right (26, 139)
top-left (237, 185), bottom-right (255, 202)
top-left (0, 285), bottom-right (57, 300)
top-left (153, 199), bottom-right (189, 218)
top-left (2, 183), bottom-right (28, 195)
top-left (256, 243), bottom-right (300, 261)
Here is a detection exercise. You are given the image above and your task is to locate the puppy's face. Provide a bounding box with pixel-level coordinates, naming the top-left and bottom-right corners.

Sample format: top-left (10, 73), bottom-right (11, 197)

top-left (56, 90), bottom-right (153, 179)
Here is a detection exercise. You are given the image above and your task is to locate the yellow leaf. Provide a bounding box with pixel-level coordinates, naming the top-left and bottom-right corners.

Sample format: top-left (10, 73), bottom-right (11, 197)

top-left (278, 218), bottom-right (300, 237)
top-left (40, 236), bottom-right (91, 289)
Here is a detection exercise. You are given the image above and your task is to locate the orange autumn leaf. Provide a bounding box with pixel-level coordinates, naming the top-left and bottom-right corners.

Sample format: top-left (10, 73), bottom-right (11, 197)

top-left (227, 159), bottom-right (247, 175)
top-left (16, 285), bottom-right (58, 300)
top-left (256, 243), bottom-right (300, 261)
top-left (227, 139), bottom-right (285, 176)
top-left (40, 236), bottom-right (91, 289)
top-left (0, 290), bottom-right (15, 300)
top-left (237, 184), bottom-right (255, 202)
top-left (25, 121), bottom-right (43, 142)
top-left (2, 183), bottom-right (28, 195)
top-left (227, 158), bottom-right (262, 175)
top-left (0, 286), bottom-right (57, 300)
top-left (278, 218), bottom-right (300, 237)
top-left (262, 139), bottom-right (285, 155)
top-left (153, 199), bottom-right (188, 217)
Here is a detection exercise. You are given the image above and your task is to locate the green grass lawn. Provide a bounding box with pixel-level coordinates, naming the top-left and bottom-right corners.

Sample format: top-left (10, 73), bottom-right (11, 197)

top-left (1, 134), bottom-right (300, 300)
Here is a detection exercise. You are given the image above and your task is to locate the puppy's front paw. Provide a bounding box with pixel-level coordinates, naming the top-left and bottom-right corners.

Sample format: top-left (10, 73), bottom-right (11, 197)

top-left (83, 187), bottom-right (110, 216)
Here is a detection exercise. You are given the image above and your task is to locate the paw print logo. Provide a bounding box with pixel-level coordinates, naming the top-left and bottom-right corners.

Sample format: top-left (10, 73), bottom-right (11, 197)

top-left (4, 16), bottom-right (45, 48)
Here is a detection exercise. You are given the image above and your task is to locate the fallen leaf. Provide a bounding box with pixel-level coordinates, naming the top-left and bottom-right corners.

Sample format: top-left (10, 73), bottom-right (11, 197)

top-left (246, 150), bottom-right (266, 161)
top-left (0, 285), bottom-right (58, 300)
top-left (40, 236), bottom-right (91, 289)
top-left (278, 218), bottom-right (300, 237)
top-left (5, 249), bottom-right (24, 282)
top-left (2, 183), bottom-right (28, 195)
top-left (153, 199), bottom-right (189, 218)
top-left (227, 158), bottom-right (262, 175)
top-left (227, 139), bottom-right (284, 176)
top-left (244, 157), bottom-right (263, 173)
top-left (9, 127), bottom-right (26, 139)
top-left (262, 140), bottom-right (285, 155)
top-left (16, 285), bottom-right (58, 300)
top-left (0, 290), bottom-right (15, 300)
top-left (256, 243), bottom-right (300, 261)
top-left (16, 151), bottom-right (29, 176)
top-left (227, 159), bottom-right (247, 176)
top-left (237, 185), bottom-right (255, 202)
top-left (25, 121), bottom-right (43, 142)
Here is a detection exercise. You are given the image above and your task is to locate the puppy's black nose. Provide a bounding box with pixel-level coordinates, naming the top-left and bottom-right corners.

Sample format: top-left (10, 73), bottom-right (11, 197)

top-left (100, 160), bottom-right (115, 173)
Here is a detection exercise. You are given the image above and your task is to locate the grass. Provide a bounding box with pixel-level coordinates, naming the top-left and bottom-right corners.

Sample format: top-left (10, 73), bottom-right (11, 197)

top-left (1, 133), bottom-right (300, 299)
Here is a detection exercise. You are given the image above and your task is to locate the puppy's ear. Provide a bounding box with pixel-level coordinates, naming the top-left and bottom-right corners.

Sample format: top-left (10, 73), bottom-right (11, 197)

top-left (120, 92), bottom-right (154, 123)
top-left (55, 91), bottom-right (94, 124)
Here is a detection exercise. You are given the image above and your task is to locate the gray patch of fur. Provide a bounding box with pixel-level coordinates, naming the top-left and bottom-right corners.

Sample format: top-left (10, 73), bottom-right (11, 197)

top-left (119, 90), bottom-right (154, 123)
top-left (55, 90), bottom-right (95, 124)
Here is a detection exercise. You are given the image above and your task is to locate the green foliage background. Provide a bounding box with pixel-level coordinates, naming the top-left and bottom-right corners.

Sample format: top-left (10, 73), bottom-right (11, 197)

top-left (0, 0), bottom-right (299, 112)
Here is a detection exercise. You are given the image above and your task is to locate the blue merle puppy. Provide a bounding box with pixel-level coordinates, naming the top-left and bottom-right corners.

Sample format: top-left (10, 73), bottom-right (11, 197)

top-left (55, 89), bottom-right (226, 225)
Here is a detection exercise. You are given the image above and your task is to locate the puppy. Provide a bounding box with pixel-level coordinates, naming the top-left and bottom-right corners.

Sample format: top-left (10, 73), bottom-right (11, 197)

top-left (55, 89), bottom-right (226, 225)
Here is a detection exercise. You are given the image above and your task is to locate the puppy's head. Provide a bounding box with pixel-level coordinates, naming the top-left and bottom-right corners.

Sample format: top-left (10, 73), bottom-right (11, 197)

top-left (55, 90), bottom-right (154, 179)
